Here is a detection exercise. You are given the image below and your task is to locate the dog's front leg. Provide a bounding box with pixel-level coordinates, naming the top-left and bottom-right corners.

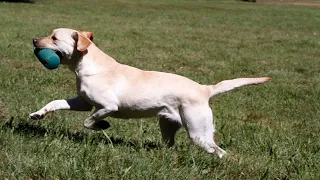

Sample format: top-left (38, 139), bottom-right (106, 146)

top-left (83, 107), bottom-right (117, 131)
top-left (29, 96), bottom-right (92, 119)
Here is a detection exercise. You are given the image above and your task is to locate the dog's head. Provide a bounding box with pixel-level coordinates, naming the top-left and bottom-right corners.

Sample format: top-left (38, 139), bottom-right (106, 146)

top-left (33, 28), bottom-right (94, 64)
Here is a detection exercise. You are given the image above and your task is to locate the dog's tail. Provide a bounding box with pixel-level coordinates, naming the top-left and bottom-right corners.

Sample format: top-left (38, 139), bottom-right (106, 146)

top-left (208, 77), bottom-right (271, 98)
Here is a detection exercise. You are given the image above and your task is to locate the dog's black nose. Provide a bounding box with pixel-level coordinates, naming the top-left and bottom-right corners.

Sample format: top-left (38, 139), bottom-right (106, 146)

top-left (33, 38), bottom-right (39, 46)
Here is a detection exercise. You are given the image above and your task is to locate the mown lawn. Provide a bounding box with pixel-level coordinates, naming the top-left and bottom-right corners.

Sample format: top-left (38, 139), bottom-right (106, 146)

top-left (0, 0), bottom-right (319, 179)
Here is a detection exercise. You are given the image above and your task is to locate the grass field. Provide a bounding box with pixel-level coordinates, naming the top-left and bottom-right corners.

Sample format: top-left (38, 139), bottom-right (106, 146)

top-left (0, 0), bottom-right (319, 179)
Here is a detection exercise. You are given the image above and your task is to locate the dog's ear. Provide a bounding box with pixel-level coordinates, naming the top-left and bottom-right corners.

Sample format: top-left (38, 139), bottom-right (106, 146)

top-left (72, 32), bottom-right (92, 52)
top-left (79, 31), bottom-right (94, 41)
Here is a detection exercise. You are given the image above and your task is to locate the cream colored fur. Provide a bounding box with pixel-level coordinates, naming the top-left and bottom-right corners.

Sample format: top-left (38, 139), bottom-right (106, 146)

top-left (30, 28), bottom-right (271, 158)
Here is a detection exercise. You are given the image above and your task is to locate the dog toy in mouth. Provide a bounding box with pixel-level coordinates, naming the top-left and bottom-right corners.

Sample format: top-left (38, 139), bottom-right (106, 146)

top-left (34, 48), bottom-right (60, 70)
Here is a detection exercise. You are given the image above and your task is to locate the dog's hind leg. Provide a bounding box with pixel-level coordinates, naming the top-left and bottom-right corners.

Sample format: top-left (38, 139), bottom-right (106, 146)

top-left (181, 105), bottom-right (226, 158)
top-left (158, 116), bottom-right (181, 147)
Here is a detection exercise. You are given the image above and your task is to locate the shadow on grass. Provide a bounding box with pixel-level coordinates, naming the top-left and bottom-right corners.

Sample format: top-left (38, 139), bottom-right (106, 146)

top-left (1, 117), bottom-right (159, 151)
top-left (0, 0), bottom-right (35, 3)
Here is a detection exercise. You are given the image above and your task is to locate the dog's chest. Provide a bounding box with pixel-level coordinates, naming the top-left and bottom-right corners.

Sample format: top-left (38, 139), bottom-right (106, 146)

top-left (78, 81), bottom-right (91, 98)
top-left (76, 76), bottom-right (119, 108)
top-left (77, 77), bottom-right (104, 105)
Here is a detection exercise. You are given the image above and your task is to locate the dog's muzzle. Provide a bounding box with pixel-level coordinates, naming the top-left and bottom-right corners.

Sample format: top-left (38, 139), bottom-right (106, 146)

top-left (32, 38), bottom-right (63, 59)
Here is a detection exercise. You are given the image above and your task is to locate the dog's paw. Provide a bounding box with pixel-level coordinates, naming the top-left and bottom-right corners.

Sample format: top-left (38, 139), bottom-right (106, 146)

top-left (29, 112), bottom-right (45, 120)
top-left (84, 118), bottom-right (111, 131)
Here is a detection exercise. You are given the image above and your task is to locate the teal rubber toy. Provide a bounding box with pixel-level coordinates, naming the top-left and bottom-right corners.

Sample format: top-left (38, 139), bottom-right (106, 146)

top-left (34, 48), bottom-right (60, 70)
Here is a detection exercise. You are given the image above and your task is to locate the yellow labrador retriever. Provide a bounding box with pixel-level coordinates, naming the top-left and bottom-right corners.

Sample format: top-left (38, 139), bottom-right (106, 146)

top-left (30, 28), bottom-right (271, 158)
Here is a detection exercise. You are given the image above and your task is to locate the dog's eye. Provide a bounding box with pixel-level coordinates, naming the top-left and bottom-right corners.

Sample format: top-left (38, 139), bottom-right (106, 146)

top-left (52, 36), bottom-right (57, 40)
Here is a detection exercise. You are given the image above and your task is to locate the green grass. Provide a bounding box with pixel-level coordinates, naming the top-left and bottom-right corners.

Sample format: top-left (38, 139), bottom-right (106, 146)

top-left (0, 0), bottom-right (319, 179)
top-left (255, 0), bottom-right (320, 2)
